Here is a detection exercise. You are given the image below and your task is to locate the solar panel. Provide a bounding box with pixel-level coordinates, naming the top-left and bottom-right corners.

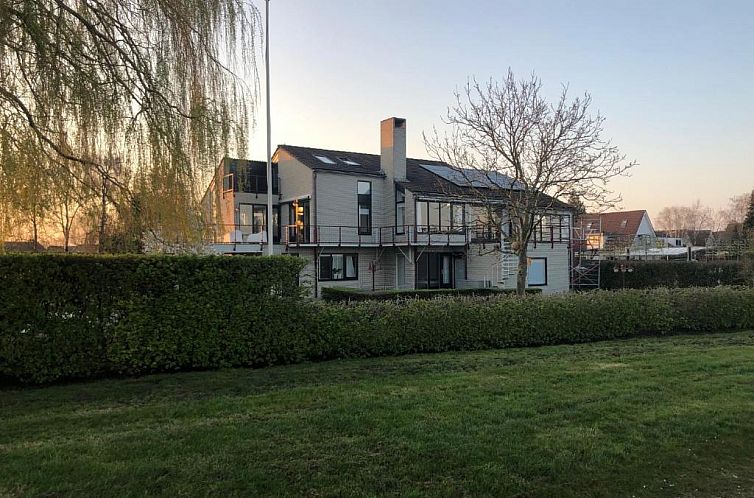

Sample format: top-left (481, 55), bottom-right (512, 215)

top-left (420, 164), bottom-right (520, 190)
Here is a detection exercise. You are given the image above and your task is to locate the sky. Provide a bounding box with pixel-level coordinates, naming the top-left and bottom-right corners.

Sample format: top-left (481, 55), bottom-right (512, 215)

top-left (249, 0), bottom-right (754, 219)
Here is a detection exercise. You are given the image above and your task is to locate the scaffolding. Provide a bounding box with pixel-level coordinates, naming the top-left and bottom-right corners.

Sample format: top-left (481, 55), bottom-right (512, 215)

top-left (571, 218), bottom-right (602, 290)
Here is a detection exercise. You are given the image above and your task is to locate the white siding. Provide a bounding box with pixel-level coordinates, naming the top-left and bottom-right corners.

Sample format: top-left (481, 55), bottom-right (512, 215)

top-left (315, 171), bottom-right (387, 228)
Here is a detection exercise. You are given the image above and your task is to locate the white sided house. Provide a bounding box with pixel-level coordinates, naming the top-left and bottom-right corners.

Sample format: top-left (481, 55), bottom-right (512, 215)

top-left (202, 118), bottom-right (574, 296)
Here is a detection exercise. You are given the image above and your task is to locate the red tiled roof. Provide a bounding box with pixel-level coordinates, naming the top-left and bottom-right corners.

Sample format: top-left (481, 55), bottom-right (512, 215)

top-left (579, 210), bottom-right (648, 236)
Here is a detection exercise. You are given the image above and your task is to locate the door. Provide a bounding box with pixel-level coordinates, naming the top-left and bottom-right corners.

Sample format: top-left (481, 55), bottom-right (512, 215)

top-left (415, 252), bottom-right (455, 289)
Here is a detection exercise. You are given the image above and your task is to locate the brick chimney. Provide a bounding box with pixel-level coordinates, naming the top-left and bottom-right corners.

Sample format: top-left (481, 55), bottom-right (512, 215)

top-left (380, 117), bottom-right (406, 181)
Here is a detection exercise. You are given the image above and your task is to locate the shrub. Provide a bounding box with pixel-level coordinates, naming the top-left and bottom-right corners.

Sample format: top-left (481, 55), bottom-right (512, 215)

top-left (321, 286), bottom-right (541, 302)
top-left (0, 254), bottom-right (305, 383)
top-left (600, 260), bottom-right (746, 289)
top-left (2, 254), bottom-right (754, 385)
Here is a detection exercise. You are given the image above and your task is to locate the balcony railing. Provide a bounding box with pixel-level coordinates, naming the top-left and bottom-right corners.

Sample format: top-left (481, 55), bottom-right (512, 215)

top-left (202, 220), bottom-right (571, 248)
top-left (283, 224), bottom-right (523, 247)
top-left (203, 223), bottom-right (280, 245)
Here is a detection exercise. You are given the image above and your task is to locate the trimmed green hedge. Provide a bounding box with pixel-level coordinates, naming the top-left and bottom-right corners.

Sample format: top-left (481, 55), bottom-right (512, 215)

top-left (2, 254), bottom-right (754, 384)
top-left (600, 260), bottom-right (746, 289)
top-left (0, 254), bottom-right (305, 383)
top-left (303, 287), bottom-right (754, 360)
top-left (321, 286), bottom-right (542, 302)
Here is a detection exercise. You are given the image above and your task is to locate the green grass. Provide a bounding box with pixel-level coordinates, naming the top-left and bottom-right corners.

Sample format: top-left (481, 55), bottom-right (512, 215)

top-left (2, 332), bottom-right (754, 497)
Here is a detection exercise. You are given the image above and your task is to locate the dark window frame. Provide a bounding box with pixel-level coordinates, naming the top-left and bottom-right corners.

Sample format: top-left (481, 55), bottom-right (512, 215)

top-left (395, 187), bottom-right (406, 234)
top-left (357, 181), bottom-right (372, 235)
top-left (238, 203), bottom-right (266, 231)
top-left (527, 257), bottom-right (548, 287)
top-left (319, 253), bottom-right (359, 281)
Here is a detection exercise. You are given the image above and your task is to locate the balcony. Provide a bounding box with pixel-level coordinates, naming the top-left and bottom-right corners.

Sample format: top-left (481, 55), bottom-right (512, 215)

top-left (283, 224), bottom-right (507, 248)
top-left (203, 224), bottom-right (280, 253)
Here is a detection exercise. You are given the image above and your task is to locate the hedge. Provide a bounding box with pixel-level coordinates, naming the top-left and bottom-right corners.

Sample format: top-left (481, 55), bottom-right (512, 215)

top-left (600, 260), bottom-right (746, 289)
top-left (303, 287), bottom-right (754, 360)
top-left (321, 286), bottom-right (542, 302)
top-left (2, 254), bottom-right (754, 384)
top-left (0, 254), bottom-right (305, 383)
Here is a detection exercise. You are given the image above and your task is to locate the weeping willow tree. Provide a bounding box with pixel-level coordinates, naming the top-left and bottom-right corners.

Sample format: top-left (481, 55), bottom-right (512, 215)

top-left (0, 0), bottom-right (260, 249)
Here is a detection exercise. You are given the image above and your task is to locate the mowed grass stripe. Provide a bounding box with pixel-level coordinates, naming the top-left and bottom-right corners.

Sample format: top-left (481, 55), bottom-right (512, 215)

top-left (1, 332), bottom-right (753, 497)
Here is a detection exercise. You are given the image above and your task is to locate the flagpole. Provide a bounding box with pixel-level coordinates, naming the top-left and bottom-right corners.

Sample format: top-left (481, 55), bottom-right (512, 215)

top-left (265, 0), bottom-right (273, 256)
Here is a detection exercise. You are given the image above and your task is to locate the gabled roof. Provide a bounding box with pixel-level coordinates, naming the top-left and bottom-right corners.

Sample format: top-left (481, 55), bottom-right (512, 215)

top-left (580, 210), bottom-right (649, 237)
top-left (279, 145), bottom-right (572, 210)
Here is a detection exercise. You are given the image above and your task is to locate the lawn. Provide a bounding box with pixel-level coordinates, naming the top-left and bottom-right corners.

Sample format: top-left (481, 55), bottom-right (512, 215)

top-left (2, 332), bottom-right (754, 497)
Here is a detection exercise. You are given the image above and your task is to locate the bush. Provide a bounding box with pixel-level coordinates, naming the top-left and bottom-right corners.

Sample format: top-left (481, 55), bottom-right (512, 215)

top-left (0, 254), bottom-right (305, 383)
top-left (2, 254), bottom-right (754, 385)
top-left (320, 286), bottom-right (542, 302)
top-left (600, 260), bottom-right (746, 289)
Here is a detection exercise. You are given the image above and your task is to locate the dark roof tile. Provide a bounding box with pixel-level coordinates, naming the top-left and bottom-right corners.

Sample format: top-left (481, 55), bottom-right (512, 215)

top-left (280, 145), bottom-right (572, 210)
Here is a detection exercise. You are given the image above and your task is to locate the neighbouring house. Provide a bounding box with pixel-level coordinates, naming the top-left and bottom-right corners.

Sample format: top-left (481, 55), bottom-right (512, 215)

top-left (202, 117), bottom-right (573, 295)
top-left (577, 210), bottom-right (656, 256)
top-left (655, 230), bottom-right (712, 248)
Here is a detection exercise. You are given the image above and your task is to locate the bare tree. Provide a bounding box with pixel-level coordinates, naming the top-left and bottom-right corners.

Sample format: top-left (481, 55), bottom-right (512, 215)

top-left (718, 192), bottom-right (751, 227)
top-left (426, 70), bottom-right (634, 295)
top-left (656, 200), bottom-right (714, 241)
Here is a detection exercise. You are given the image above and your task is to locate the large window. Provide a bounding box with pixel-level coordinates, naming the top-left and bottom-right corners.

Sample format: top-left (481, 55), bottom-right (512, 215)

top-left (358, 181), bottom-right (372, 235)
top-left (239, 204), bottom-right (266, 233)
top-left (238, 204), bottom-right (281, 243)
top-left (467, 205), bottom-right (499, 241)
top-left (395, 187), bottom-right (406, 234)
top-left (288, 199), bottom-right (310, 244)
top-left (415, 252), bottom-right (454, 289)
top-left (319, 254), bottom-right (358, 281)
top-left (416, 201), bottom-right (466, 233)
top-left (229, 161), bottom-right (279, 194)
top-left (527, 257), bottom-right (547, 286)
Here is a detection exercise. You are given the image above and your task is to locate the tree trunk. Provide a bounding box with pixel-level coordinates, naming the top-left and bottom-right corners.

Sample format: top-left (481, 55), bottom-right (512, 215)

top-left (98, 183), bottom-right (107, 253)
top-left (31, 210), bottom-right (39, 252)
top-left (516, 245), bottom-right (528, 296)
top-left (63, 204), bottom-right (70, 252)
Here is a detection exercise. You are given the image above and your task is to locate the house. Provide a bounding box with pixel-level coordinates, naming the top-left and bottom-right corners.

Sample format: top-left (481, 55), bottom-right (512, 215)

top-left (577, 210), bottom-right (656, 255)
top-left (202, 117), bottom-right (573, 295)
top-left (655, 230), bottom-right (711, 248)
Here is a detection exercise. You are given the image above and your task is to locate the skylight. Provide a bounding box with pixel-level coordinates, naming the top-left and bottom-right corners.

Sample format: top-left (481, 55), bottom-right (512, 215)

top-left (314, 155), bottom-right (336, 164)
top-left (338, 157), bottom-right (360, 166)
top-left (620, 220), bottom-right (628, 229)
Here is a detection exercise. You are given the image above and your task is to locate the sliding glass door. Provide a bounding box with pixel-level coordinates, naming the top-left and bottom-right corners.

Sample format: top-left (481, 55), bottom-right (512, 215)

top-left (415, 252), bottom-right (454, 289)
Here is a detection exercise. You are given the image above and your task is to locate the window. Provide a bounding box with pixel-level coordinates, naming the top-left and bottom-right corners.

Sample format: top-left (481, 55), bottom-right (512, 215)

top-left (228, 161), bottom-right (279, 194)
top-left (319, 254), bottom-right (358, 281)
top-left (239, 204), bottom-right (267, 233)
top-left (338, 157), bottom-right (360, 166)
top-left (357, 181), bottom-right (372, 235)
top-left (272, 205), bottom-right (281, 244)
top-left (416, 201), bottom-right (467, 233)
top-left (620, 219), bottom-right (628, 229)
top-left (415, 252), bottom-right (454, 289)
top-left (428, 202), bottom-right (441, 230)
top-left (395, 187), bottom-right (405, 234)
top-left (416, 201), bottom-right (429, 232)
top-left (527, 258), bottom-right (547, 286)
top-left (314, 155), bottom-right (336, 164)
top-left (288, 199), bottom-right (310, 243)
top-left (396, 255), bottom-right (406, 287)
top-left (451, 204), bottom-right (465, 230)
top-left (440, 202), bottom-right (451, 229)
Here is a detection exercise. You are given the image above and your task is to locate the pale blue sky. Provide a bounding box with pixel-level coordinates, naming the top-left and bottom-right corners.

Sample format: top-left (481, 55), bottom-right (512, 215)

top-left (250, 0), bottom-right (754, 217)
